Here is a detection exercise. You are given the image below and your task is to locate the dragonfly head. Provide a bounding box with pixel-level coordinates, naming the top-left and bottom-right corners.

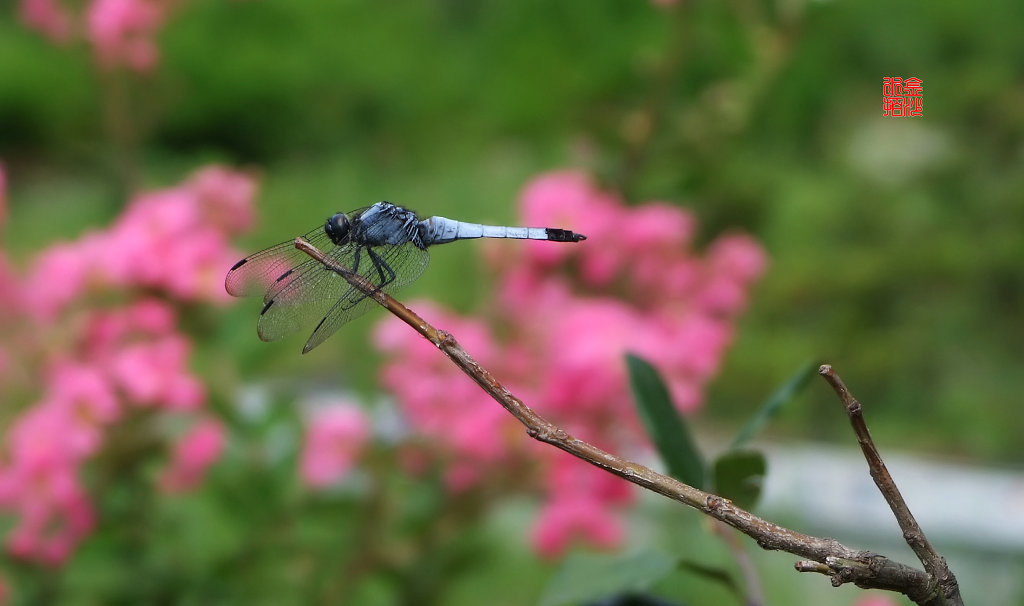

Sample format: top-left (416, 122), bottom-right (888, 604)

top-left (325, 212), bottom-right (352, 245)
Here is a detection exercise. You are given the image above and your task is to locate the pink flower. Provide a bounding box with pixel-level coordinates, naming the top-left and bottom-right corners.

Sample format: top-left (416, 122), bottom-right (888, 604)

top-left (126, 298), bottom-right (176, 334)
top-left (121, 189), bottom-right (201, 237)
top-left (852, 595), bottom-right (901, 606)
top-left (519, 171), bottom-right (619, 238)
top-left (163, 374), bottom-right (205, 411)
top-left (546, 457), bottom-right (632, 505)
top-left (619, 202), bottom-right (696, 253)
top-left (494, 265), bottom-right (574, 320)
top-left (104, 168), bottom-right (255, 302)
top-left (534, 300), bottom-right (636, 414)
top-left (694, 273), bottom-right (748, 313)
top-left (161, 228), bottom-right (236, 302)
top-left (18, 0), bottom-right (74, 43)
top-left (107, 334), bottom-right (204, 408)
top-left (518, 171), bottom-right (621, 268)
top-left (0, 404), bottom-right (97, 565)
top-left (23, 242), bottom-right (91, 320)
top-left (299, 403), bottom-right (370, 488)
top-left (187, 165), bottom-right (258, 234)
top-left (708, 233), bottom-right (768, 283)
top-left (161, 418), bottom-right (225, 492)
top-left (49, 363), bottom-right (120, 424)
top-left (4, 469), bottom-right (94, 565)
top-left (80, 303), bottom-right (206, 412)
top-left (86, 0), bottom-right (165, 72)
top-left (43, 362), bottom-right (120, 455)
top-left (81, 299), bottom-right (174, 357)
top-left (7, 405), bottom-right (85, 472)
top-left (665, 313), bottom-right (732, 378)
top-left (531, 495), bottom-right (624, 558)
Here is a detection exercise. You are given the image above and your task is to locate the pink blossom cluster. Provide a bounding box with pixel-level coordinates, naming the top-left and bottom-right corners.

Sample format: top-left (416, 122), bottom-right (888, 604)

top-left (374, 171), bottom-right (767, 557)
top-left (23, 165), bottom-right (255, 319)
top-left (852, 595), bottom-right (900, 606)
top-left (19, 0), bottom-right (171, 72)
top-left (0, 164), bottom-right (254, 565)
top-left (299, 401), bottom-right (371, 488)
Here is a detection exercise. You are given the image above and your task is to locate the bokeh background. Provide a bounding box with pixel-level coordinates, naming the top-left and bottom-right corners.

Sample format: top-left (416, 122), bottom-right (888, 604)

top-left (1, 0), bottom-right (1022, 604)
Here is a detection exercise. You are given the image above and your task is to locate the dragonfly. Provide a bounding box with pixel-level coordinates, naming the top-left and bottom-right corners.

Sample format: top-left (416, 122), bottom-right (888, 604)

top-left (225, 201), bottom-right (587, 353)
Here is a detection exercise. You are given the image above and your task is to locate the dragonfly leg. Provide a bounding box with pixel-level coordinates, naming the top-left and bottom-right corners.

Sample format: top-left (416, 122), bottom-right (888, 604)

top-left (334, 246), bottom-right (368, 312)
top-left (350, 245), bottom-right (363, 274)
top-left (336, 246), bottom-right (398, 312)
top-left (366, 247), bottom-right (397, 288)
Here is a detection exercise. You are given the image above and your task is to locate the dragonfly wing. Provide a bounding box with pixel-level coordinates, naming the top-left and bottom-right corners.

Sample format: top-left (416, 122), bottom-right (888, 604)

top-left (256, 241), bottom-right (361, 342)
top-left (300, 242), bottom-right (430, 353)
top-left (225, 226), bottom-right (334, 298)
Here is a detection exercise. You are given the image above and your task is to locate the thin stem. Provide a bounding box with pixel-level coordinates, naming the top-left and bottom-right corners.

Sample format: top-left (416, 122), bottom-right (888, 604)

top-left (710, 521), bottom-right (765, 606)
top-left (96, 67), bottom-right (140, 194)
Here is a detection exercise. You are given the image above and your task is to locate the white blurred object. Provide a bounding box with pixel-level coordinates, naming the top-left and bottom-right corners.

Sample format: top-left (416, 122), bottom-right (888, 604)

top-left (759, 443), bottom-right (1024, 552)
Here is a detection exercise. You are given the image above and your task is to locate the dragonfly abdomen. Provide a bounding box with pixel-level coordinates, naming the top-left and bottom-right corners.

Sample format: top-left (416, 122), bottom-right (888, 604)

top-left (420, 217), bottom-right (586, 245)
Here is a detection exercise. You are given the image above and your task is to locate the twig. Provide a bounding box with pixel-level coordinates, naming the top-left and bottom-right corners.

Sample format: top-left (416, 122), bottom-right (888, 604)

top-left (295, 237), bottom-right (961, 606)
top-left (818, 365), bottom-right (962, 605)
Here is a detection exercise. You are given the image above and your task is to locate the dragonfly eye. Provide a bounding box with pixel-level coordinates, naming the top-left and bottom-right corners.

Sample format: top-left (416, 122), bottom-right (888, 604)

top-left (325, 212), bottom-right (351, 245)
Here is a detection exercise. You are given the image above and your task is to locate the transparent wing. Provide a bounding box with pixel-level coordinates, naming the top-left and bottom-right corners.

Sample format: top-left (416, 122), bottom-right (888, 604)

top-left (257, 241), bottom-right (430, 353)
top-left (224, 225), bottom-right (335, 298)
top-left (254, 241), bottom-right (358, 343)
top-left (226, 224), bottom-right (357, 344)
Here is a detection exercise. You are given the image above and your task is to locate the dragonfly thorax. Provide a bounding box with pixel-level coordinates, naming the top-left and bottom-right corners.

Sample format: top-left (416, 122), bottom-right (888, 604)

top-left (356, 202), bottom-right (426, 248)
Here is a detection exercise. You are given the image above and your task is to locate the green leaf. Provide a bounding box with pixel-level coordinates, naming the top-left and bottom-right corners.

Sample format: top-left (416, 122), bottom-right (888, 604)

top-left (711, 450), bottom-right (766, 510)
top-left (626, 353), bottom-right (705, 489)
top-left (729, 360), bottom-right (818, 449)
top-left (678, 560), bottom-right (743, 601)
top-left (539, 550), bottom-right (679, 606)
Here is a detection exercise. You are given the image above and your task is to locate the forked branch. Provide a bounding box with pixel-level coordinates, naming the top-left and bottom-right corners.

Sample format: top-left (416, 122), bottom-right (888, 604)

top-left (818, 365), bottom-right (961, 603)
top-left (295, 237), bottom-right (963, 606)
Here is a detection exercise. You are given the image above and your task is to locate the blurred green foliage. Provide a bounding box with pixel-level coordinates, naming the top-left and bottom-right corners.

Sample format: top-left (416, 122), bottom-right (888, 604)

top-left (2, 0), bottom-right (1022, 508)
